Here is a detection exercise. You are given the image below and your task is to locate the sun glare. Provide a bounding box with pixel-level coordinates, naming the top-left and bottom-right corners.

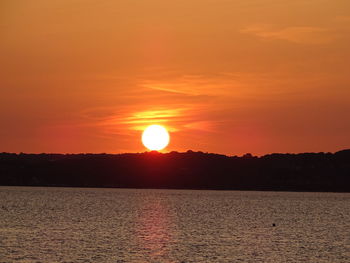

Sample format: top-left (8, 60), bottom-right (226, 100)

top-left (142, 125), bottom-right (170, 151)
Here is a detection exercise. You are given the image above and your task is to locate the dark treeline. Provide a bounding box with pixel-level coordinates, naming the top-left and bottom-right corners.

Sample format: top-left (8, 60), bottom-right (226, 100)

top-left (0, 150), bottom-right (349, 192)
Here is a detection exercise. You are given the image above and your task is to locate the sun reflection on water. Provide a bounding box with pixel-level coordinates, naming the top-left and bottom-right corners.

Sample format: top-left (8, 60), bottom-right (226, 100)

top-left (135, 198), bottom-right (176, 262)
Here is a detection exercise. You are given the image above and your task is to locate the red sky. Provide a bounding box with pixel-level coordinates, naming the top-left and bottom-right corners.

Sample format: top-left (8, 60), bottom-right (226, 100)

top-left (1, 0), bottom-right (350, 155)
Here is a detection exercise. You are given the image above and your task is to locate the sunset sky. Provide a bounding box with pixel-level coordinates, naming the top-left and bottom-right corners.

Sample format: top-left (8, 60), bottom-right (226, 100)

top-left (1, 0), bottom-right (350, 155)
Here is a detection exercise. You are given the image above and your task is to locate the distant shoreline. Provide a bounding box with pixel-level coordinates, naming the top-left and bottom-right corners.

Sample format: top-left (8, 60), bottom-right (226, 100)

top-left (1, 185), bottom-right (350, 194)
top-left (1, 150), bottom-right (349, 192)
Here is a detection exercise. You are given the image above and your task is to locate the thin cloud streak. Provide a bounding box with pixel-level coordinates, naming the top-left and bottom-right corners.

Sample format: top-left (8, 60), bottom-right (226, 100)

top-left (241, 25), bottom-right (336, 44)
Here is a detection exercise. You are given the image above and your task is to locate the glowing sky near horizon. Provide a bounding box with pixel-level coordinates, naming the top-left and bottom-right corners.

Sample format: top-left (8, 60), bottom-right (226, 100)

top-left (1, 0), bottom-right (350, 155)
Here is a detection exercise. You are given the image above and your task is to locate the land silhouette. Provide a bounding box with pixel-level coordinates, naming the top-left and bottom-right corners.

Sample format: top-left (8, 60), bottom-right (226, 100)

top-left (0, 150), bottom-right (349, 192)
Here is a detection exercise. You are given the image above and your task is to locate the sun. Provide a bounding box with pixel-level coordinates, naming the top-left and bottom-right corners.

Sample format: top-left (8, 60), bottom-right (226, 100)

top-left (142, 125), bottom-right (170, 151)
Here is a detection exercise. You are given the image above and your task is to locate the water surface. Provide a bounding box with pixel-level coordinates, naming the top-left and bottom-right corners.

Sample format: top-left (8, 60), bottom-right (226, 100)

top-left (0, 187), bottom-right (349, 262)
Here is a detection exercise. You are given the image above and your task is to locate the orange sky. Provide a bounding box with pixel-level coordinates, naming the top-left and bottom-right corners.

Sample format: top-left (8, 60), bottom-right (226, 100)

top-left (1, 0), bottom-right (350, 155)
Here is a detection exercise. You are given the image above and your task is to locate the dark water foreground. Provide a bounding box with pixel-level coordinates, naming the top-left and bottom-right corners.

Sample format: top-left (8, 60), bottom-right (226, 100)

top-left (1, 150), bottom-right (350, 192)
top-left (0, 187), bottom-right (349, 263)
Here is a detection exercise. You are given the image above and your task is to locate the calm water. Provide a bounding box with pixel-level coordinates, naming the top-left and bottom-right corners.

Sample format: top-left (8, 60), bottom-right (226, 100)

top-left (0, 187), bottom-right (349, 263)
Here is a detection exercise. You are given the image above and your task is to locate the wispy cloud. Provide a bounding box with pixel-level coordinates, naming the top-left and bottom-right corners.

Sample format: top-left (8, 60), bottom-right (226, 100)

top-left (140, 74), bottom-right (224, 96)
top-left (241, 25), bottom-right (336, 44)
top-left (139, 73), bottom-right (268, 98)
top-left (77, 70), bottom-right (326, 137)
top-left (78, 102), bottom-right (215, 137)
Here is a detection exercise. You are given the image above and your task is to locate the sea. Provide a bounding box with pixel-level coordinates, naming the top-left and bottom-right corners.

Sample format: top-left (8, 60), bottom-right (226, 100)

top-left (0, 187), bottom-right (349, 263)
